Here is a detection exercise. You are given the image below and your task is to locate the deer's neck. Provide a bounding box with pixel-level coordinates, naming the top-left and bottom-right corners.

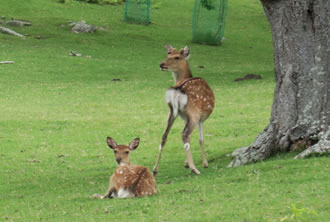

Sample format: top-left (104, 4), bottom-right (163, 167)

top-left (119, 162), bottom-right (130, 166)
top-left (172, 63), bottom-right (193, 85)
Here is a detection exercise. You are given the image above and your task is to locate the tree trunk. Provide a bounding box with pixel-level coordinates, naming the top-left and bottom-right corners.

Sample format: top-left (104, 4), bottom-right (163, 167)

top-left (228, 0), bottom-right (330, 167)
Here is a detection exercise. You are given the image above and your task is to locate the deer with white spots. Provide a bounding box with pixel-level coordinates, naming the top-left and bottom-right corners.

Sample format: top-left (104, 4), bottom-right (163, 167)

top-left (153, 44), bottom-right (215, 175)
top-left (92, 137), bottom-right (157, 199)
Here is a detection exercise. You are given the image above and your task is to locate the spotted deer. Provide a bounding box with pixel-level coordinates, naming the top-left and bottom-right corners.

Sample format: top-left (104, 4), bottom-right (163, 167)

top-left (153, 44), bottom-right (215, 175)
top-left (92, 137), bottom-right (157, 199)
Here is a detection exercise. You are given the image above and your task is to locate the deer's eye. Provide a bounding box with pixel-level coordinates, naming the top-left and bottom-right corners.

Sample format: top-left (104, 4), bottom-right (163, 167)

top-left (125, 151), bottom-right (129, 154)
top-left (175, 57), bottom-right (180, 60)
top-left (114, 150), bottom-right (117, 153)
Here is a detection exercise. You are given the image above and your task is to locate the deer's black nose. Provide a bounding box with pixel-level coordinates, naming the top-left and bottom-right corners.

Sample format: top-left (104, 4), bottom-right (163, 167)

top-left (116, 157), bottom-right (121, 164)
top-left (160, 63), bottom-right (164, 68)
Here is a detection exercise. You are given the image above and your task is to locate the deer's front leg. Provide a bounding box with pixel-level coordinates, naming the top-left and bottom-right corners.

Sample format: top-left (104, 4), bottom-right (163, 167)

top-left (92, 176), bottom-right (117, 199)
top-left (92, 187), bottom-right (116, 199)
top-left (153, 107), bottom-right (176, 176)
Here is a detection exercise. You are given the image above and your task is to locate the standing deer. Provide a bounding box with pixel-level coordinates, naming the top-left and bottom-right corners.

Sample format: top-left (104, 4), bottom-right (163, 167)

top-left (153, 44), bottom-right (215, 175)
top-left (92, 137), bottom-right (157, 199)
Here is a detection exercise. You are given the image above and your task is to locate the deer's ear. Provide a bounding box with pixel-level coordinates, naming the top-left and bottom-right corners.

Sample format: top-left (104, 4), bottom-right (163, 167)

top-left (164, 44), bottom-right (173, 54)
top-left (129, 138), bottom-right (140, 150)
top-left (106, 137), bottom-right (117, 149)
top-left (182, 45), bottom-right (190, 60)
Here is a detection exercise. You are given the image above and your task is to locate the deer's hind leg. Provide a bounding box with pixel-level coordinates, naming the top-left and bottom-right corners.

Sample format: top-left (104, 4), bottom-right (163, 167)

top-left (182, 118), bottom-right (200, 175)
top-left (199, 122), bottom-right (208, 168)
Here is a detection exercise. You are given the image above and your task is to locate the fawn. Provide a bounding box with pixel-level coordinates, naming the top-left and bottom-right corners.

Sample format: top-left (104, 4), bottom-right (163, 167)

top-left (153, 44), bottom-right (215, 175)
top-left (92, 137), bottom-right (157, 199)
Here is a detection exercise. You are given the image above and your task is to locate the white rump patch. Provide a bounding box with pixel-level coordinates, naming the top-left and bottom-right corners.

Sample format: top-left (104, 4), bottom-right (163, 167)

top-left (165, 88), bottom-right (188, 117)
top-left (117, 188), bottom-right (134, 198)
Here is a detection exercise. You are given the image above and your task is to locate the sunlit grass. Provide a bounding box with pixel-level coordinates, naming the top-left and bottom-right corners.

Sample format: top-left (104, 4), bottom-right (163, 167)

top-left (0, 0), bottom-right (329, 221)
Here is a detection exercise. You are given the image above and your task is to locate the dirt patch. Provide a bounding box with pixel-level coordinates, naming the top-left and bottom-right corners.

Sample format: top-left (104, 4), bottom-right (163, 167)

top-left (234, 74), bottom-right (262, 82)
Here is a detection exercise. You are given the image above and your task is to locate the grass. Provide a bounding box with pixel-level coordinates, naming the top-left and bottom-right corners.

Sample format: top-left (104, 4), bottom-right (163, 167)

top-left (0, 0), bottom-right (329, 221)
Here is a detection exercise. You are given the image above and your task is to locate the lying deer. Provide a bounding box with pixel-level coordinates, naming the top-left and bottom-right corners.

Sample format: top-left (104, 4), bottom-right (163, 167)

top-left (92, 137), bottom-right (157, 199)
top-left (153, 44), bottom-right (215, 175)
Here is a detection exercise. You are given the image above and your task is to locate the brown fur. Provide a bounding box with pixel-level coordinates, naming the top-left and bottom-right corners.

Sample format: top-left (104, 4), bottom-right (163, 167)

top-left (154, 45), bottom-right (215, 175)
top-left (110, 165), bottom-right (156, 197)
top-left (180, 78), bottom-right (215, 122)
top-left (92, 137), bottom-right (156, 199)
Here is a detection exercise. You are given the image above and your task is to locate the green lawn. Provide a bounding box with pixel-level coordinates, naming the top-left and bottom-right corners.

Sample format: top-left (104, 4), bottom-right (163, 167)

top-left (0, 0), bottom-right (329, 221)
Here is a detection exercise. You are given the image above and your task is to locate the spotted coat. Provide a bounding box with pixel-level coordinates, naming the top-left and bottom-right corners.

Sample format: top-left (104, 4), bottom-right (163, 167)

top-left (110, 164), bottom-right (157, 197)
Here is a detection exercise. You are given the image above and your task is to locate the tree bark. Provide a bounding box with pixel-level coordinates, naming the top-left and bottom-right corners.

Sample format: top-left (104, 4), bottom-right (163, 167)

top-left (228, 0), bottom-right (330, 167)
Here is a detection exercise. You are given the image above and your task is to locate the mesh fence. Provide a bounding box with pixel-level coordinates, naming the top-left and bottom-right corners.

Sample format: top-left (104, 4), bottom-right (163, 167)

top-left (124, 0), bottom-right (151, 24)
top-left (192, 0), bottom-right (228, 45)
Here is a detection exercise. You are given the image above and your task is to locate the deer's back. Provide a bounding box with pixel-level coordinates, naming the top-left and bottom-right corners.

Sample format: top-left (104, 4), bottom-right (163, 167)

top-left (113, 165), bottom-right (157, 197)
top-left (174, 77), bottom-right (214, 121)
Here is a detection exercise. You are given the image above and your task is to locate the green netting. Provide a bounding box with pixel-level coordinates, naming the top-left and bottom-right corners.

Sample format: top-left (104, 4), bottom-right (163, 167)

top-left (192, 0), bottom-right (228, 45)
top-left (124, 0), bottom-right (151, 24)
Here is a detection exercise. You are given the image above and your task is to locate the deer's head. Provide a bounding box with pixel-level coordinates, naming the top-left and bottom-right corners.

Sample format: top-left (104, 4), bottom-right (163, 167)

top-left (160, 44), bottom-right (190, 72)
top-left (106, 137), bottom-right (140, 165)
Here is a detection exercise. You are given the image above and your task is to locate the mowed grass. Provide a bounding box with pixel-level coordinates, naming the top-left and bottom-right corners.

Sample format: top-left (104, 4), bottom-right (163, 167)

top-left (0, 0), bottom-right (329, 221)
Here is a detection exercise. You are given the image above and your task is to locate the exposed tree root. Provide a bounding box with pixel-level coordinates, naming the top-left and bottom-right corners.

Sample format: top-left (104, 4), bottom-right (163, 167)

top-left (228, 127), bottom-right (330, 167)
top-left (227, 125), bottom-right (275, 167)
top-left (294, 139), bottom-right (330, 159)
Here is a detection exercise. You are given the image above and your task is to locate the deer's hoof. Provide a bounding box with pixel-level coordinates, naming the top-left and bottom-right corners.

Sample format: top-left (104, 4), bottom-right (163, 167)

top-left (91, 194), bottom-right (103, 199)
top-left (203, 162), bottom-right (208, 168)
top-left (191, 168), bottom-right (200, 175)
top-left (153, 170), bottom-right (158, 176)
